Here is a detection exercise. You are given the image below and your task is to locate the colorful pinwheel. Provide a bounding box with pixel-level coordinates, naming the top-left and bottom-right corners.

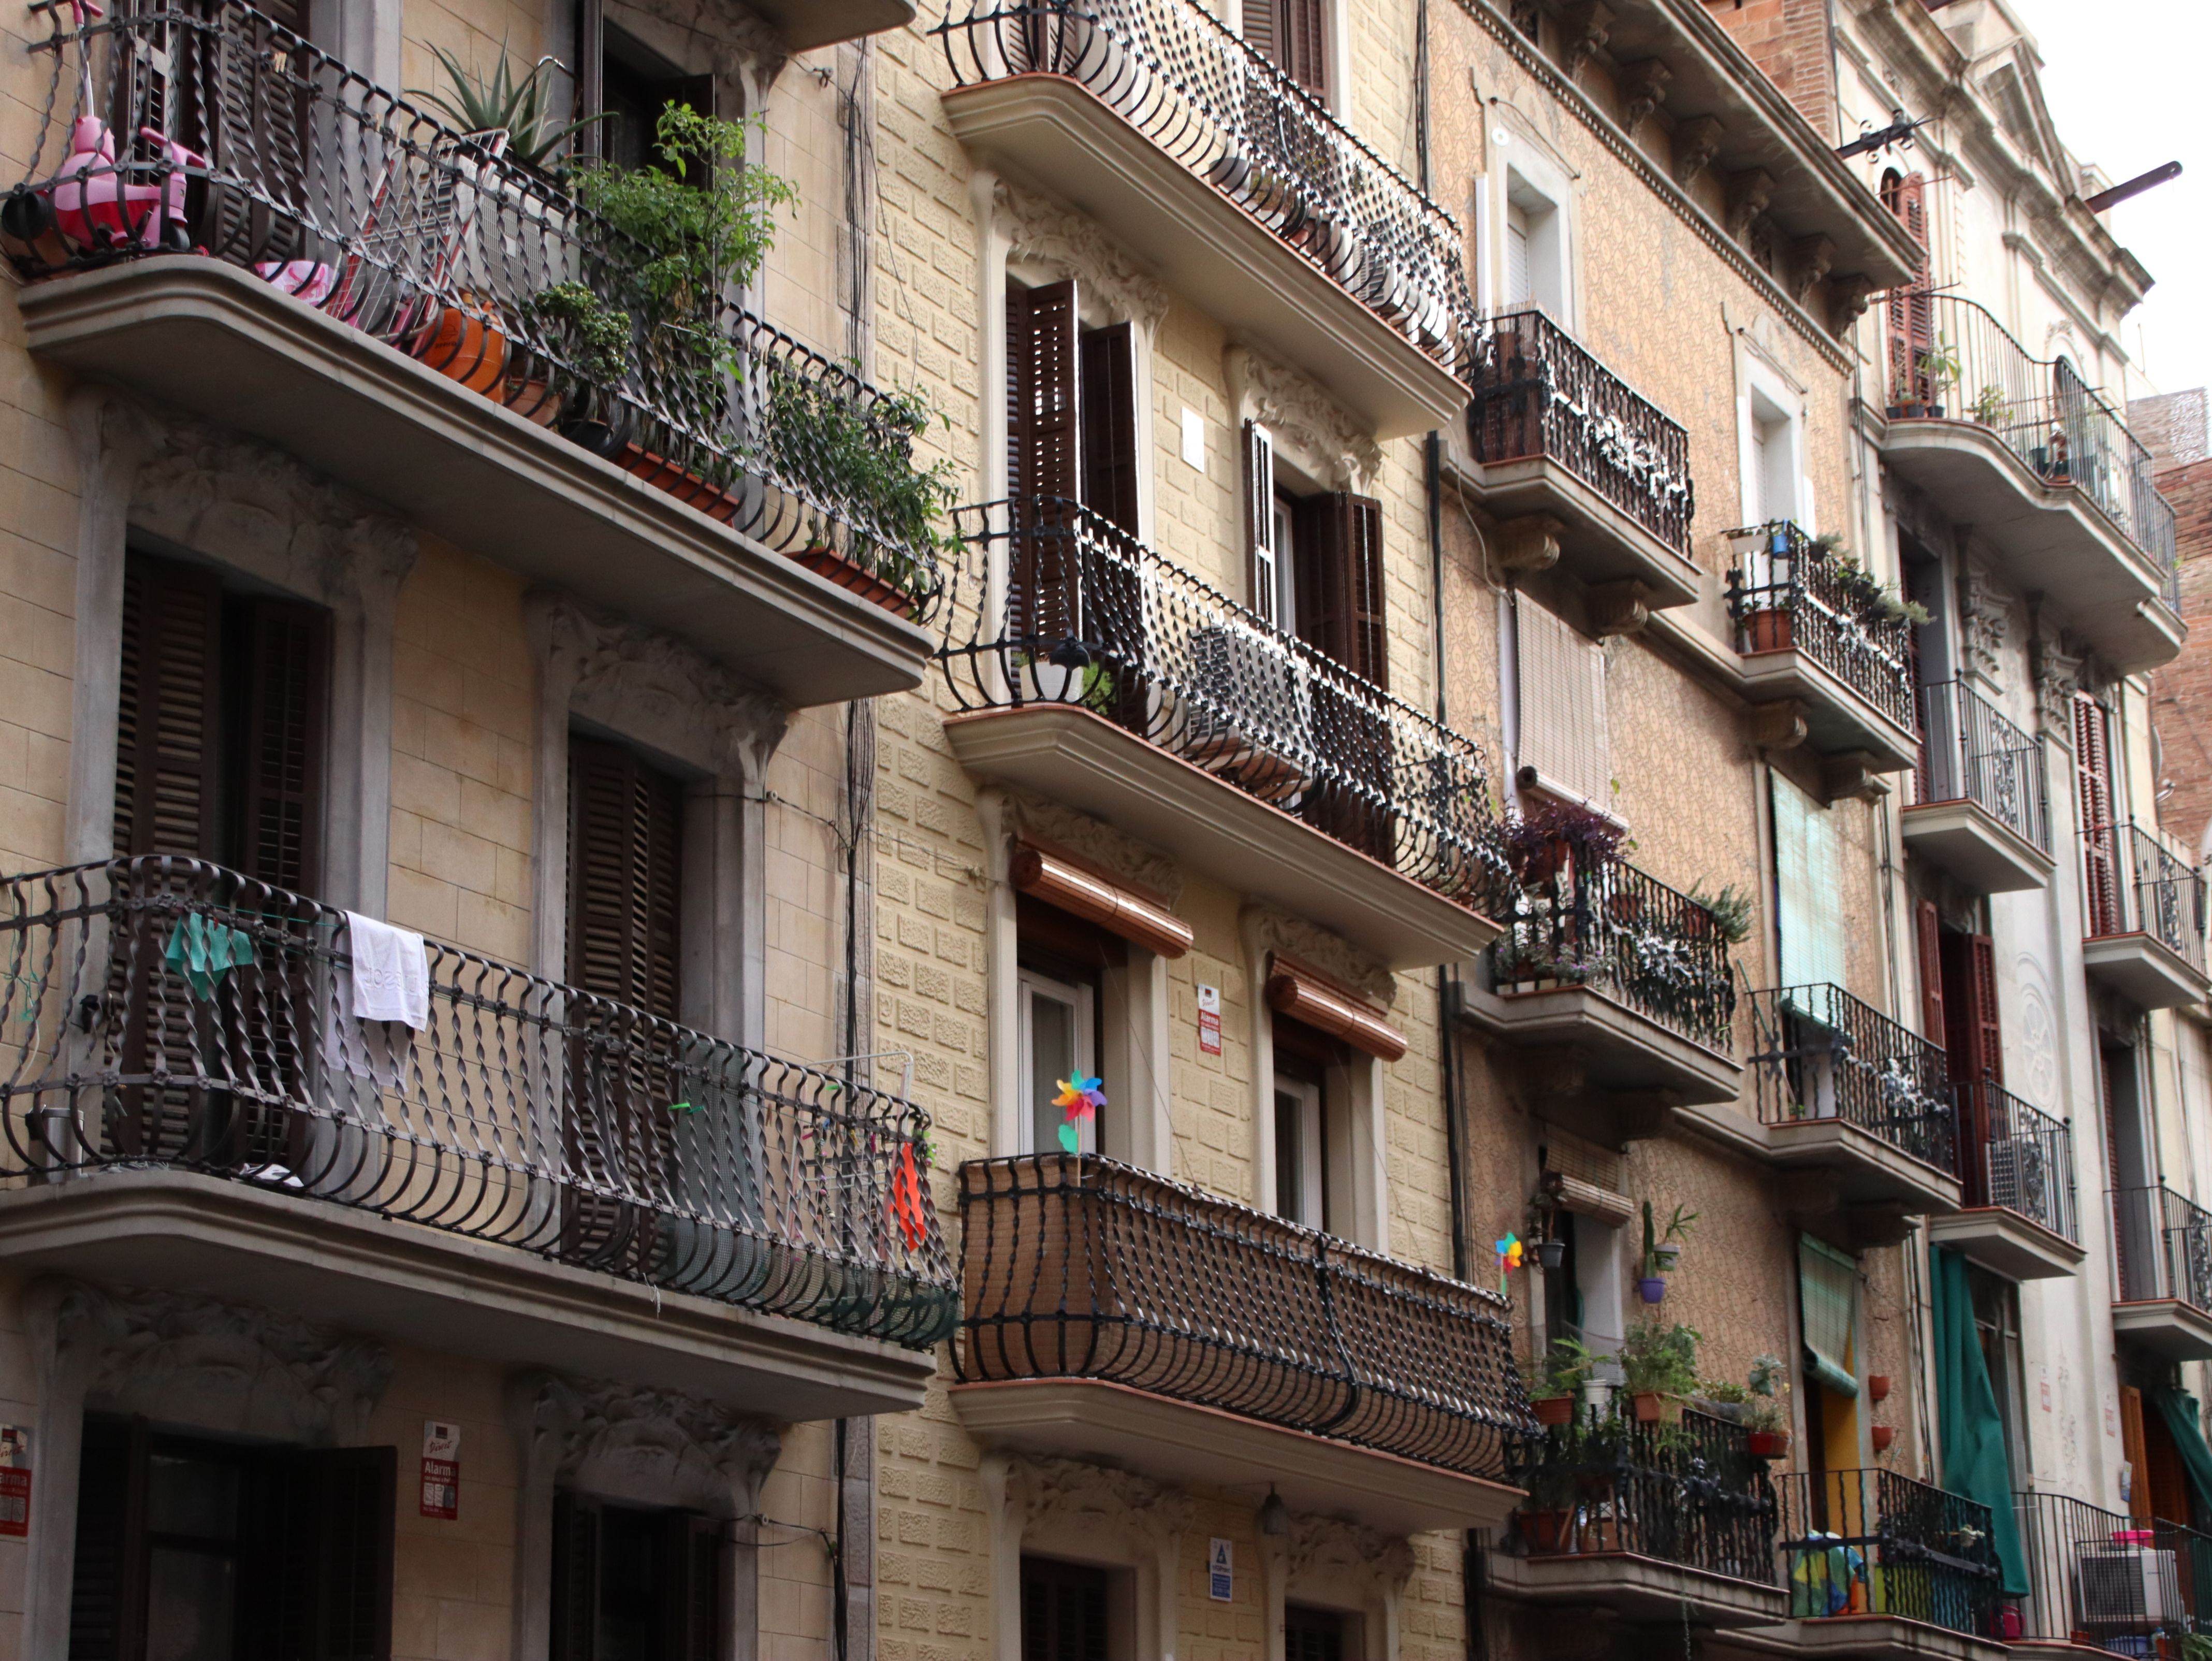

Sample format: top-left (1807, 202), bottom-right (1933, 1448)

top-left (1495, 1232), bottom-right (1524, 1272)
top-left (1052, 1074), bottom-right (1107, 1152)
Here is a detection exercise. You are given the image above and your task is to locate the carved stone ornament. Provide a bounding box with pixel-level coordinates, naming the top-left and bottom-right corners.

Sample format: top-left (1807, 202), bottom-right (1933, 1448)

top-left (507, 1368), bottom-right (782, 1518)
top-left (997, 178), bottom-right (1170, 332)
top-left (1822, 753), bottom-right (1889, 804)
top-left (604, 0), bottom-right (787, 95)
top-left (1288, 1512), bottom-right (1416, 1590)
top-left (1671, 115), bottom-right (1724, 188)
top-left (1588, 579), bottom-right (1650, 639)
top-left (1003, 1454), bottom-right (1197, 1544)
top-left (1959, 561), bottom-right (2009, 686)
top-left (1226, 346), bottom-right (1384, 491)
top-left (2031, 616), bottom-right (2087, 743)
top-left (531, 590), bottom-right (789, 784)
top-left (1618, 59), bottom-right (1671, 138)
top-left (1562, 0), bottom-right (1613, 78)
top-left (1828, 274), bottom-right (1877, 335)
top-left (27, 1276), bottom-right (392, 1447)
top-left (1493, 513), bottom-right (1564, 573)
top-left (1789, 235), bottom-right (1836, 305)
top-left (1726, 168), bottom-right (1775, 239)
top-left (1746, 700), bottom-right (1808, 752)
top-left (1007, 789), bottom-right (1185, 907)
top-left (1244, 905), bottom-right (1398, 1008)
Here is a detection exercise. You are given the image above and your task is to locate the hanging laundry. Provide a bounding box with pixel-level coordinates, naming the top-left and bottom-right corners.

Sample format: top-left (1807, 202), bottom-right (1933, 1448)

top-left (344, 912), bottom-right (430, 1030)
top-left (163, 913), bottom-right (256, 1000)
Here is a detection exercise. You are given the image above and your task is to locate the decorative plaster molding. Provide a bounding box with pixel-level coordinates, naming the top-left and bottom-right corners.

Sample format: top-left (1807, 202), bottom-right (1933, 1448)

top-left (1588, 580), bottom-right (1650, 639)
top-left (2031, 615), bottom-right (2087, 744)
top-left (1618, 59), bottom-right (1671, 139)
top-left (1493, 513), bottom-right (1564, 573)
top-left (1007, 789), bottom-right (1185, 908)
top-left (1225, 346), bottom-right (1384, 492)
top-left (1243, 905), bottom-right (1397, 1008)
top-left (1789, 235), bottom-right (1837, 305)
top-left (1561, 1), bottom-right (1613, 78)
top-left (996, 179), bottom-right (1170, 331)
top-left (1671, 115), bottom-right (1724, 188)
top-left (1288, 1512), bottom-right (1415, 1589)
top-left (1828, 273), bottom-right (1877, 334)
top-left (607, 0), bottom-right (787, 93)
top-left (1004, 1454), bottom-right (1196, 1544)
top-left (1726, 169), bottom-right (1776, 240)
top-left (506, 1368), bottom-right (782, 1518)
top-left (1959, 561), bottom-right (2009, 686)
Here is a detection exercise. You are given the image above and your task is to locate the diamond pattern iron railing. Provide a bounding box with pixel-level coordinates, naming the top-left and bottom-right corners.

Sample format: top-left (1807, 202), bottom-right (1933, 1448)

top-left (1747, 983), bottom-right (1957, 1176)
top-left (1916, 677), bottom-right (2052, 855)
top-left (1957, 1079), bottom-right (2077, 1243)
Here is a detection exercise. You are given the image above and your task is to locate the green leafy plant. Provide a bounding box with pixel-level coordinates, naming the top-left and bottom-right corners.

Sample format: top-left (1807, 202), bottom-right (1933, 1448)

top-left (1971, 382), bottom-right (2008, 427)
top-left (1685, 881), bottom-right (1754, 945)
top-left (519, 281), bottom-right (632, 384)
top-left (1917, 334), bottom-right (1962, 400)
top-left (765, 368), bottom-right (958, 581)
top-left (1618, 1320), bottom-right (1701, 1398)
top-left (1642, 1200), bottom-right (1698, 1275)
top-left (1523, 1336), bottom-right (1605, 1399)
top-left (411, 42), bottom-right (605, 171)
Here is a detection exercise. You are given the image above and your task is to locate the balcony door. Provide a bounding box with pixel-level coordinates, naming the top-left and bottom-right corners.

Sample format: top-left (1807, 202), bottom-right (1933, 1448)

top-left (548, 1490), bottom-right (722, 1661)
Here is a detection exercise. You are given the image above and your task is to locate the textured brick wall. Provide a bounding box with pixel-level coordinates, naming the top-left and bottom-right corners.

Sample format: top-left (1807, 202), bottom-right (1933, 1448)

top-left (1698, 0), bottom-right (1839, 140)
top-left (2153, 458), bottom-right (2212, 856)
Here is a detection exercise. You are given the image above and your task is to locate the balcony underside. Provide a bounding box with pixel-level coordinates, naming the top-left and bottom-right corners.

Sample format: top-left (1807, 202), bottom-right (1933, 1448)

top-left (1900, 800), bottom-right (2056, 894)
top-left (19, 258), bottom-right (933, 709)
top-left (1488, 1551), bottom-right (1787, 1629)
top-left (1880, 420), bottom-right (2181, 674)
top-left (940, 76), bottom-right (1466, 438)
top-left (1454, 982), bottom-right (1741, 1106)
top-left (1449, 449), bottom-right (1703, 609)
top-left (951, 1377), bottom-right (1522, 1534)
top-left (0, 1169), bottom-right (936, 1419)
top-left (2082, 931), bottom-right (2211, 1012)
top-left (1763, 1117), bottom-right (1962, 1215)
top-left (2110, 1298), bottom-right (2212, 1361)
top-left (1924, 1207), bottom-right (2084, 1281)
top-left (1712, 1616), bottom-right (2011, 1661)
top-left (1735, 648), bottom-right (1920, 773)
top-left (753, 0), bottom-right (913, 50)
top-left (943, 704), bottom-right (1501, 968)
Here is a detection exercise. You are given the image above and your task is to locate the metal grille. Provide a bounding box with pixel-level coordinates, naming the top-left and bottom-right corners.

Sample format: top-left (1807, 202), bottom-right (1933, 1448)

top-left (1777, 1468), bottom-right (2003, 1634)
top-left (1746, 983), bottom-right (1957, 1175)
top-left (954, 1153), bottom-right (1537, 1479)
top-left (2083, 821), bottom-right (2208, 971)
top-left (2111, 1185), bottom-right (2212, 1313)
top-left (9, 0), bottom-right (945, 614)
top-left (933, 0), bottom-right (1478, 377)
top-left (1466, 309), bottom-right (1695, 557)
top-left (1916, 678), bottom-right (2052, 854)
top-left (2015, 1491), bottom-right (2197, 1652)
top-left (1487, 857), bottom-right (1736, 1053)
top-left (0, 859), bottom-right (958, 1347)
top-left (1723, 519), bottom-right (1916, 733)
top-left (1958, 1079), bottom-right (2077, 1243)
top-left (935, 497), bottom-right (1514, 913)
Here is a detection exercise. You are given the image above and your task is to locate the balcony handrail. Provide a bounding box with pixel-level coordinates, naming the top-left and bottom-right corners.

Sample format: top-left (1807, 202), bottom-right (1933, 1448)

top-left (1466, 308), bottom-right (1696, 557)
top-left (2084, 820), bottom-right (2208, 971)
top-left (1746, 983), bottom-right (1957, 1175)
top-left (0, 858), bottom-right (959, 1347)
top-left (933, 0), bottom-right (1477, 375)
top-left (1776, 1467), bottom-right (2003, 1634)
top-left (954, 1152), bottom-right (1537, 1479)
top-left (1512, 1403), bottom-right (1780, 1584)
top-left (9, 0), bottom-right (946, 614)
top-left (1915, 677), bottom-right (2053, 854)
top-left (1957, 1078), bottom-right (2078, 1243)
top-left (1879, 290), bottom-right (2178, 596)
top-left (2014, 1490), bottom-right (2195, 1647)
top-left (1722, 519), bottom-right (1917, 734)
top-left (2111, 1184), bottom-right (2212, 1314)
top-left (1487, 855), bottom-right (1736, 1055)
top-left (935, 496), bottom-right (1514, 912)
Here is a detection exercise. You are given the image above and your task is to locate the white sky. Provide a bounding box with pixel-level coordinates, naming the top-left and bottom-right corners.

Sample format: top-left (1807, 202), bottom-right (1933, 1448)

top-left (2005, 0), bottom-right (2209, 401)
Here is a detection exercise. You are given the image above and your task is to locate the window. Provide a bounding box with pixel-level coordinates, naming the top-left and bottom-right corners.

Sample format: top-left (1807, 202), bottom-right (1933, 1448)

top-left (2077, 695), bottom-right (2121, 934)
top-left (1504, 203), bottom-right (1532, 308)
top-left (566, 735), bottom-right (686, 1020)
top-left (549, 1491), bottom-right (722, 1661)
top-left (578, 5), bottom-right (715, 170)
top-left (1879, 171), bottom-right (1934, 408)
top-left (1273, 1015), bottom-right (1351, 1235)
top-left (68, 1415), bottom-right (396, 1661)
top-left (1501, 172), bottom-right (1565, 321)
top-left (1006, 278), bottom-right (1139, 533)
top-left (1022, 1558), bottom-right (1111, 1661)
top-left (1750, 389), bottom-right (1798, 525)
top-left (1512, 595), bottom-right (1608, 809)
top-left (1968, 1267), bottom-right (2027, 1494)
top-left (1285, 1606), bottom-right (1351, 1661)
top-left (1797, 1236), bottom-right (1860, 1491)
top-left (1771, 772), bottom-right (1847, 990)
top-left (1240, 0), bottom-right (1328, 100)
top-left (1021, 965), bottom-right (1097, 1156)
top-left (1274, 1070), bottom-right (1324, 1229)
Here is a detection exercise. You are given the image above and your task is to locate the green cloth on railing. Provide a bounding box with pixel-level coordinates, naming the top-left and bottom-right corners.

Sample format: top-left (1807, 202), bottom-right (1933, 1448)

top-left (1932, 1246), bottom-right (2028, 1594)
top-left (163, 914), bottom-right (256, 1000)
top-left (2151, 1382), bottom-right (2212, 1527)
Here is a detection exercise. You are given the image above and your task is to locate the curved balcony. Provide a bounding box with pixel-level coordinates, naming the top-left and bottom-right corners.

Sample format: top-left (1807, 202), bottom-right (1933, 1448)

top-left (5, 0), bottom-right (941, 705)
top-left (2112, 1186), bottom-right (2212, 1360)
top-left (1876, 292), bottom-right (2181, 672)
top-left (1907, 680), bottom-right (2056, 895)
top-left (1926, 1080), bottom-right (2084, 1281)
top-left (934, 0), bottom-right (1476, 435)
top-left (935, 498), bottom-right (1508, 967)
top-left (952, 1153), bottom-right (1533, 1533)
top-left (2081, 822), bottom-right (2210, 1010)
top-left (0, 860), bottom-right (957, 1417)
top-left (1724, 521), bottom-right (1919, 773)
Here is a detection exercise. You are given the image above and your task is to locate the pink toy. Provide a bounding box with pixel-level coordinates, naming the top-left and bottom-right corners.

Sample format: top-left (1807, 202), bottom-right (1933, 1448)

top-left (49, 119), bottom-right (202, 252)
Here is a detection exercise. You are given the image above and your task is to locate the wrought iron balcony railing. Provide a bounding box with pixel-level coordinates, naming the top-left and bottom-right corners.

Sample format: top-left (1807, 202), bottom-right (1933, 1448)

top-left (7, 0), bottom-right (944, 614)
top-left (1916, 678), bottom-right (2053, 854)
top-left (1747, 983), bottom-right (1956, 1175)
top-left (933, 0), bottom-right (1477, 374)
top-left (1723, 520), bottom-right (1916, 733)
top-left (0, 860), bottom-right (958, 1347)
top-left (2084, 821), bottom-right (2208, 971)
top-left (1957, 1079), bottom-right (2078, 1243)
top-left (1510, 1403), bottom-right (1779, 1584)
top-left (2014, 1491), bottom-right (2203, 1650)
top-left (1880, 291), bottom-right (2179, 596)
top-left (1466, 309), bottom-right (1695, 557)
top-left (1777, 1468), bottom-right (2003, 1634)
top-left (2113, 1185), bottom-right (2212, 1313)
top-left (1488, 856), bottom-right (1736, 1054)
top-left (936, 497), bottom-right (1512, 910)
top-left (955, 1154), bottom-right (1537, 1478)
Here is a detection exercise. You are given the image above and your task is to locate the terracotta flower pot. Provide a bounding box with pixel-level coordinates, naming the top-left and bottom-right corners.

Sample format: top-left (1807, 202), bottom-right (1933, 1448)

top-left (1871, 1426), bottom-right (1896, 1453)
top-left (793, 545), bottom-right (920, 619)
top-left (1532, 1395), bottom-right (1575, 1428)
top-left (1747, 1430), bottom-right (1790, 1459)
top-left (1629, 1391), bottom-right (1681, 1425)
top-left (411, 296), bottom-right (507, 397)
top-left (618, 443), bottom-right (742, 525)
top-left (1867, 1375), bottom-right (1891, 1403)
top-left (1517, 1508), bottom-right (1576, 1553)
top-left (1744, 608), bottom-right (1794, 654)
top-left (500, 377), bottom-right (564, 429)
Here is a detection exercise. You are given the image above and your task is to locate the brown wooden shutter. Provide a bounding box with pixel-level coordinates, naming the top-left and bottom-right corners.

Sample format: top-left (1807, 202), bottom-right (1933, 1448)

top-left (2121, 1385), bottom-right (2155, 1526)
top-left (237, 1445), bottom-right (396, 1661)
top-left (2076, 694), bottom-right (2121, 935)
top-left (1915, 899), bottom-right (1946, 1045)
top-left (114, 552), bottom-right (224, 862)
top-left (1007, 278), bottom-right (1081, 507)
top-left (550, 1491), bottom-right (604, 1661)
top-left (237, 597), bottom-right (330, 894)
top-left (1244, 422), bottom-right (1278, 620)
top-left (566, 736), bottom-right (684, 1021)
top-left (1881, 173), bottom-right (1933, 407)
top-left (1242, 0), bottom-right (1278, 70)
top-left (67, 1414), bottom-right (150, 1661)
top-left (1079, 322), bottom-right (1139, 536)
top-left (1279, 0), bottom-right (1328, 97)
top-left (1022, 1558), bottom-right (1111, 1661)
top-left (663, 1512), bottom-right (724, 1661)
top-left (1941, 931), bottom-right (2004, 1089)
top-left (1293, 493), bottom-right (1388, 688)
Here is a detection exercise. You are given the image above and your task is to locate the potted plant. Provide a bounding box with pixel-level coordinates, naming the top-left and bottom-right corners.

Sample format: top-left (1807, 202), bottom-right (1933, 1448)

top-left (1505, 798), bottom-right (1624, 891)
top-left (1683, 882), bottom-right (1754, 945)
top-left (1618, 1320), bottom-right (1700, 1423)
top-left (1523, 1337), bottom-right (1602, 1427)
top-left (1916, 335), bottom-right (1962, 418)
top-left (1642, 1199), bottom-right (1697, 1278)
top-left (513, 280), bottom-right (632, 437)
top-left (1971, 382), bottom-right (2008, 428)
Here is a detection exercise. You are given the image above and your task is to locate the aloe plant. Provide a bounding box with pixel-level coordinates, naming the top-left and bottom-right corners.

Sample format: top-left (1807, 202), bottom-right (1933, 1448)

top-left (411, 42), bottom-right (606, 170)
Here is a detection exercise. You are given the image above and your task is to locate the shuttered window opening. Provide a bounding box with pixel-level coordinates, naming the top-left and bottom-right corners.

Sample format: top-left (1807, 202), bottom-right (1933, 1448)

top-left (1937, 930), bottom-right (2003, 1088)
top-left (1242, 0), bottom-right (1329, 98)
top-left (1915, 898), bottom-right (1946, 1044)
top-left (67, 1414), bottom-right (396, 1661)
top-left (1287, 492), bottom-right (1392, 862)
top-left (1513, 595), bottom-right (1608, 808)
top-left (1243, 422), bottom-right (1283, 624)
top-left (2076, 694), bottom-right (2122, 936)
top-left (1798, 1235), bottom-right (1860, 1399)
top-left (1504, 204), bottom-right (1532, 309)
top-left (1022, 1557), bottom-right (1112, 1661)
top-left (549, 1491), bottom-right (724, 1661)
top-left (1285, 1606), bottom-right (1349, 1661)
top-left (1880, 172), bottom-right (1934, 406)
top-left (1771, 771), bottom-right (1849, 992)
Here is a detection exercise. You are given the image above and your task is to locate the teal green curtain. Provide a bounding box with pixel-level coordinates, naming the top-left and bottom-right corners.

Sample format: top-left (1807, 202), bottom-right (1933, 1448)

top-left (1931, 1247), bottom-right (2029, 1595)
top-left (2150, 1383), bottom-right (2212, 1524)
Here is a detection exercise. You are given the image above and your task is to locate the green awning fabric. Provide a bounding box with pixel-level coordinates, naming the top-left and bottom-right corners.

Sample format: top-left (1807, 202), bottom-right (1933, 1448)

top-left (2151, 1383), bottom-right (2212, 1526)
top-left (1799, 1235), bottom-right (1860, 1399)
top-left (1932, 1247), bottom-right (2029, 1595)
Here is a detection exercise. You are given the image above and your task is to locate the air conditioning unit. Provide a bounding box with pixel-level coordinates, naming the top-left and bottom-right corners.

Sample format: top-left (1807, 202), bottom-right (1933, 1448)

top-left (2074, 1547), bottom-right (2179, 1628)
top-left (1185, 625), bottom-right (1311, 801)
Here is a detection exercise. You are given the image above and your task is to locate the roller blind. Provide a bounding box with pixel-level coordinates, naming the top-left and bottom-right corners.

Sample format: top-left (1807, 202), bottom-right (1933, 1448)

top-left (1798, 1234), bottom-right (1859, 1398)
top-left (1771, 771), bottom-right (1849, 991)
top-left (1514, 595), bottom-right (1608, 806)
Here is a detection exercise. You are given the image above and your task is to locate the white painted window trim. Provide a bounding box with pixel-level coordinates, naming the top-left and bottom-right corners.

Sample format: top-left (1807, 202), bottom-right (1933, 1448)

top-left (1486, 141), bottom-right (1576, 331)
top-left (1019, 964), bottom-right (1097, 1156)
top-left (1734, 334), bottom-right (1813, 533)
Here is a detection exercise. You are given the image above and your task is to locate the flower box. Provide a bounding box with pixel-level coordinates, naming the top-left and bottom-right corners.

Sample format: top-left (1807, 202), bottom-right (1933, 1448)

top-left (793, 546), bottom-right (920, 619)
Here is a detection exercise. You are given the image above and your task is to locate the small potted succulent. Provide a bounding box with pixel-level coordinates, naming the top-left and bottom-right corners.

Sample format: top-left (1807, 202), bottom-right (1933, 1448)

top-left (1637, 1200), bottom-right (1695, 1300)
top-left (1744, 1354), bottom-right (1791, 1457)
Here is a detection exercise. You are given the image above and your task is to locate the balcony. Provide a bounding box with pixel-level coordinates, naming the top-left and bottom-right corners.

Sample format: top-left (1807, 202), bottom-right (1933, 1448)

top-left (1460, 310), bottom-right (1700, 609)
top-left (1876, 292), bottom-right (2181, 673)
top-left (1925, 1081), bottom-right (2084, 1281)
top-left (2013, 1492), bottom-right (2209, 1655)
top-left (0, 860), bottom-right (957, 1418)
top-left (1774, 1469), bottom-right (2006, 1658)
top-left (1723, 521), bottom-right (1919, 773)
top-left (933, 0), bottom-right (1475, 436)
top-left (1747, 984), bottom-right (1961, 1222)
top-left (950, 1154), bottom-right (1533, 1533)
top-left (1904, 680), bottom-right (2056, 894)
top-left (936, 499), bottom-right (1508, 967)
top-left (1492, 1404), bottom-right (1786, 1629)
top-left (5, 0), bottom-right (942, 707)
top-left (2082, 822), bottom-right (2210, 1011)
top-left (2111, 1186), bottom-right (2212, 1360)
top-left (1456, 856), bottom-right (1741, 1113)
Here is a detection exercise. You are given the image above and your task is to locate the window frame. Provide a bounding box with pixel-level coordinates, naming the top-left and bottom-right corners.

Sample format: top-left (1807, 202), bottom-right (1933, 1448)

top-left (1019, 963), bottom-right (1099, 1157)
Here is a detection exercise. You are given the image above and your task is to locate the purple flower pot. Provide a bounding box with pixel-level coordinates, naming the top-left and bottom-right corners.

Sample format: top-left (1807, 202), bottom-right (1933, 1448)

top-left (1637, 1276), bottom-right (1667, 1304)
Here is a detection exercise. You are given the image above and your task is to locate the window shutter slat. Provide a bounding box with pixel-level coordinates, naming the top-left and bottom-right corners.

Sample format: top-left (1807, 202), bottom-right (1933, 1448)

top-left (663, 1512), bottom-right (724, 1661)
top-left (2076, 695), bottom-right (2120, 934)
top-left (1915, 898), bottom-right (1946, 1044)
top-left (1009, 279), bottom-right (1081, 503)
top-left (1079, 321), bottom-right (1139, 536)
top-left (67, 1415), bottom-right (149, 1661)
top-left (1242, 0), bottom-right (1277, 70)
top-left (566, 738), bottom-right (685, 1019)
top-left (1968, 932), bottom-right (2003, 1088)
top-left (1244, 422), bottom-right (1278, 622)
top-left (307, 1447), bottom-right (397, 1661)
top-left (1514, 597), bottom-right (1608, 806)
top-left (550, 1491), bottom-right (604, 1661)
top-left (1882, 173), bottom-right (1934, 405)
top-left (238, 596), bottom-right (331, 894)
top-left (1280, 0), bottom-right (1328, 97)
top-left (114, 553), bottom-right (224, 862)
